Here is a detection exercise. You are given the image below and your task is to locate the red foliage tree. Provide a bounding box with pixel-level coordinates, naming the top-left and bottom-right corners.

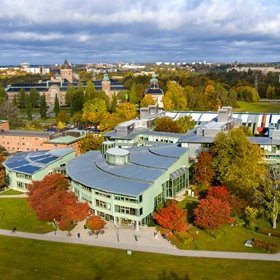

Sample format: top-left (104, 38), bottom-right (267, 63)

top-left (194, 151), bottom-right (215, 186)
top-left (58, 220), bottom-right (75, 233)
top-left (206, 186), bottom-right (231, 202)
top-left (28, 173), bottom-right (89, 224)
top-left (86, 215), bottom-right (106, 236)
top-left (153, 200), bottom-right (188, 232)
top-left (194, 197), bottom-right (234, 230)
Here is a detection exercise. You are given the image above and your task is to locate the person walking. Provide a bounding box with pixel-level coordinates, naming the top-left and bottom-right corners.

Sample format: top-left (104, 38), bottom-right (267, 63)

top-left (11, 226), bottom-right (16, 233)
top-left (77, 233), bottom-right (80, 238)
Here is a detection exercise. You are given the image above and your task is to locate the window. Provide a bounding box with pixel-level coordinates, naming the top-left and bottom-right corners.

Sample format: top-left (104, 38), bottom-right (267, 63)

top-left (96, 199), bottom-right (110, 210)
top-left (115, 205), bottom-right (137, 215)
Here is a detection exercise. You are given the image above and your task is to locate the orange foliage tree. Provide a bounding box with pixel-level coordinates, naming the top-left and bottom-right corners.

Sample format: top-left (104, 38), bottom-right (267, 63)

top-left (28, 174), bottom-right (89, 227)
top-left (86, 215), bottom-right (106, 236)
top-left (194, 151), bottom-right (215, 186)
top-left (153, 200), bottom-right (188, 232)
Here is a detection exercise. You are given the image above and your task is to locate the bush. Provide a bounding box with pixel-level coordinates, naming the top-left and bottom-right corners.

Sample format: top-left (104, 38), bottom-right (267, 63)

top-left (174, 231), bottom-right (193, 245)
top-left (259, 228), bottom-right (280, 238)
top-left (252, 238), bottom-right (279, 253)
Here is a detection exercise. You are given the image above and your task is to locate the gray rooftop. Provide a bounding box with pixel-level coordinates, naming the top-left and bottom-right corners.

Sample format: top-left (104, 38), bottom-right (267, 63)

top-left (0, 130), bottom-right (53, 138)
top-left (66, 145), bottom-right (187, 197)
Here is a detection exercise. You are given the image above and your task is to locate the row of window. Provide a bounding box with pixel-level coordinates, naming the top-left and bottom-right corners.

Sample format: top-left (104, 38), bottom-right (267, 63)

top-left (16, 173), bottom-right (32, 180)
top-left (16, 181), bottom-right (29, 190)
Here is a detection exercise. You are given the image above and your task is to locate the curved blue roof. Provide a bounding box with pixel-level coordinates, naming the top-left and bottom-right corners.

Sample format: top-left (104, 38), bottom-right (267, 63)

top-left (66, 145), bottom-right (187, 197)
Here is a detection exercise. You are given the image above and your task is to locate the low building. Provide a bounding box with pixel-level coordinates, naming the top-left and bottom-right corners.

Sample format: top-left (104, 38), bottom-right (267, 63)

top-left (3, 148), bottom-right (75, 192)
top-left (6, 74), bottom-right (126, 106)
top-left (0, 126), bottom-right (86, 154)
top-left (66, 145), bottom-right (189, 228)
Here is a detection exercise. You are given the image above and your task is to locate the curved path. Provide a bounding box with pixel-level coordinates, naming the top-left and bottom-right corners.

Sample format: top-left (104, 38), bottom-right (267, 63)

top-left (0, 228), bottom-right (279, 262)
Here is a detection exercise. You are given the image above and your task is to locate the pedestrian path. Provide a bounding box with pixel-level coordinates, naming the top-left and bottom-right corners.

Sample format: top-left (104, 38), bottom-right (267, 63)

top-left (0, 223), bottom-right (279, 262)
top-left (0, 194), bottom-right (27, 198)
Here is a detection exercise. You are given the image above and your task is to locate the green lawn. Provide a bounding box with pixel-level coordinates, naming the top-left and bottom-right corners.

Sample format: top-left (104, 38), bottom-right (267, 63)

top-left (0, 189), bottom-right (24, 196)
top-left (0, 198), bottom-right (53, 233)
top-left (188, 225), bottom-right (280, 253)
top-left (234, 101), bottom-right (280, 113)
top-left (0, 235), bottom-right (279, 280)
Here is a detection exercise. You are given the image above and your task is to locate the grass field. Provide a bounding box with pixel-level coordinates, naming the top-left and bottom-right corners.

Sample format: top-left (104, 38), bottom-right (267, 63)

top-left (0, 189), bottom-right (24, 196)
top-left (0, 235), bottom-right (279, 280)
top-left (0, 198), bottom-right (53, 233)
top-left (234, 101), bottom-right (280, 113)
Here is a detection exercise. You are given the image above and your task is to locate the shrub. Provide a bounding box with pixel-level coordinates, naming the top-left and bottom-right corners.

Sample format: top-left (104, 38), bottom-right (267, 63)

top-left (252, 238), bottom-right (279, 253)
top-left (259, 228), bottom-right (280, 238)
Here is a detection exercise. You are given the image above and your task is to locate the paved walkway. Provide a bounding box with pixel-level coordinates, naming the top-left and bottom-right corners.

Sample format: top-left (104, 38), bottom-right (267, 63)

top-left (0, 194), bottom-right (28, 198)
top-left (0, 222), bottom-right (279, 262)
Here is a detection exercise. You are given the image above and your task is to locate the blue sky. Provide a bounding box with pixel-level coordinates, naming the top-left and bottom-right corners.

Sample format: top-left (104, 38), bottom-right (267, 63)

top-left (1, 0), bottom-right (280, 65)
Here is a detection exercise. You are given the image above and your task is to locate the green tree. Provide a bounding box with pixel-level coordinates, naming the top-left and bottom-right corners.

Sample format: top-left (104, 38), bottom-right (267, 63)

top-left (211, 128), bottom-right (266, 199)
top-left (140, 94), bottom-right (155, 107)
top-left (78, 133), bottom-right (104, 153)
top-left (0, 101), bottom-right (23, 127)
top-left (110, 94), bottom-right (118, 113)
top-left (163, 81), bottom-right (187, 110)
top-left (255, 164), bottom-right (280, 229)
top-left (235, 86), bottom-right (260, 103)
top-left (29, 88), bottom-right (40, 108)
top-left (0, 87), bottom-right (6, 104)
top-left (25, 93), bottom-right (32, 120)
top-left (85, 80), bottom-right (96, 101)
top-left (266, 85), bottom-right (276, 99)
top-left (129, 82), bottom-right (137, 104)
top-left (18, 88), bottom-right (26, 108)
top-left (176, 116), bottom-right (195, 133)
top-left (40, 94), bottom-right (47, 120)
top-left (65, 84), bottom-right (75, 106)
top-left (54, 94), bottom-right (60, 116)
top-left (71, 82), bottom-right (84, 114)
top-left (12, 95), bottom-right (17, 107)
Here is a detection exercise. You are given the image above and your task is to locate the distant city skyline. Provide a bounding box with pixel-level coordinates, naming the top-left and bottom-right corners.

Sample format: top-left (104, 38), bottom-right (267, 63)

top-left (1, 0), bottom-right (280, 65)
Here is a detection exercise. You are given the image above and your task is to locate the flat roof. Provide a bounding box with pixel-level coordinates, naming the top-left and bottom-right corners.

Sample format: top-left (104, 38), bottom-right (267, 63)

top-left (0, 130), bottom-right (52, 137)
top-left (4, 148), bottom-right (74, 175)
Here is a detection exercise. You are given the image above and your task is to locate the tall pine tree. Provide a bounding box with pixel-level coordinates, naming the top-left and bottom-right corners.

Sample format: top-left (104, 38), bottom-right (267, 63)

top-left (40, 94), bottom-right (47, 120)
top-left (54, 94), bottom-right (60, 116)
top-left (25, 93), bottom-right (32, 120)
top-left (18, 88), bottom-right (26, 109)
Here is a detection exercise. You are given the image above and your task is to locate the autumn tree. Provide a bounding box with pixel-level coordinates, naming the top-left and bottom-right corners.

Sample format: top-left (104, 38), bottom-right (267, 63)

top-left (28, 173), bottom-right (89, 226)
top-left (116, 102), bottom-right (137, 121)
top-left (206, 186), bottom-right (231, 203)
top-left (99, 112), bottom-right (123, 133)
top-left (176, 116), bottom-right (195, 133)
top-left (194, 197), bottom-right (234, 230)
top-left (153, 200), bottom-right (188, 232)
top-left (154, 117), bottom-right (181, 133)
top-left (78, 133), bottom-right (104, 153)
top-left (140, 94), bottom-right (155, 107)
top-left (86, 215), bottom-right (106, 236)
top-left (56, 111), bottom-right (70, 124)
top-left (194, 151), bottom-right (215, 187)
top-left (0, 152), bottom-right (6, 189)
top-left (235, 86), bottom-right (260, 103)
top-left (211, 127), bottom-right (266, 199)
top-left (163, 81), bottom-right (187, 111)
top-left (82, 98), bottom-right (107, 124)
top-left (0, 100), bottom-right (23, 127)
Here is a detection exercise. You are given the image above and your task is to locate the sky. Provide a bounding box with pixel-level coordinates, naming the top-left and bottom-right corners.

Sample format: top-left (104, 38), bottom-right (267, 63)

top-left (1, 0), bottom-right (280, 65)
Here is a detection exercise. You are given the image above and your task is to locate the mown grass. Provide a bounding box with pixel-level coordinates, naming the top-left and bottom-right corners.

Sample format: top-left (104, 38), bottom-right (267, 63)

top-left (0, 189), bottom-right (24, 196)
top-left (0, 235), bottom-right (279, 280)
top-left (234, 101), bottom-right (280, 113)
top-left (0, 198), bottom-right (53, 233)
